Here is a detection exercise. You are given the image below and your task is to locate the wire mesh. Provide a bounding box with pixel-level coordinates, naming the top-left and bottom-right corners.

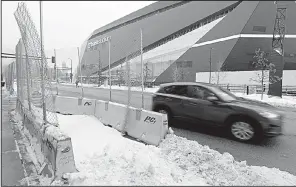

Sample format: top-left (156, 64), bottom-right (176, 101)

top-left (14, 2), bottom-right (58, 126)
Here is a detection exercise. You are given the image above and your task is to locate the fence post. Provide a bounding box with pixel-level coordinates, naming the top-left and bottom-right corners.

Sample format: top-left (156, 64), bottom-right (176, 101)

top-left (247, 86), bottom-right (249, 95)
top-left (25, 54), bottom-right (32, 111)
top-left (39, 1), bottom-right (47, 123)
top-left (140, 28), bottom-right (144, 109)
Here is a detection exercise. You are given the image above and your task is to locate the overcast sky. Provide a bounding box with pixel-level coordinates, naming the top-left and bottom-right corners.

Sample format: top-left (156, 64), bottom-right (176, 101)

top-left (2, 1), bottom-right (155, 69)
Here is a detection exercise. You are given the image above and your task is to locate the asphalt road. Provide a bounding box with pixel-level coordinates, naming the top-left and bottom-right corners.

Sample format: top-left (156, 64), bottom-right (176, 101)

top-left (54, 84), bottom-right (296, 175)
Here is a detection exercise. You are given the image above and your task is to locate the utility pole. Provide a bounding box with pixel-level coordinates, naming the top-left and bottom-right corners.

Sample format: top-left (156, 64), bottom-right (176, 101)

top-left (140, 28), bottom-right (144, 109)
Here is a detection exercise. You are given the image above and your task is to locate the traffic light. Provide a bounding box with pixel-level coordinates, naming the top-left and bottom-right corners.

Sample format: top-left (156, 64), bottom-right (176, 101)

top-left (52, 56), bottom-right (56, 63)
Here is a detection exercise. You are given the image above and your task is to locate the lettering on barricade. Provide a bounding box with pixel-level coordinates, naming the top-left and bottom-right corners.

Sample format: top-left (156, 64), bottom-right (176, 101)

top-left (55, 139), bottom-right (77, 177)
top-left (144, 116), bottom-right (156, 124)
top-left (84, 102), bottom-right (92, 106)
top-left (163, 120), bottom-right (168, 126)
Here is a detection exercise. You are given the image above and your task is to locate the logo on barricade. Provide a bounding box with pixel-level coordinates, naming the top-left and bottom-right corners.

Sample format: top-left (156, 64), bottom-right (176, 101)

top-left (61, 146), bottom-right (71, 153)
top-left (144, 116), bottom-right (156, 124)
top-left (84, 102), bottom-right (92, 106)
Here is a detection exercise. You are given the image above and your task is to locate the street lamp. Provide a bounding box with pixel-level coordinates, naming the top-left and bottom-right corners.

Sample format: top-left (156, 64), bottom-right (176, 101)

top-left (68, 58), bottom-right (73, 83)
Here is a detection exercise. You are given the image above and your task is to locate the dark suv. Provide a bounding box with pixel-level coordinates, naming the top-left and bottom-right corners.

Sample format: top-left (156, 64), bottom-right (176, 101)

top-left (152, 82), bottom-right (284, 142)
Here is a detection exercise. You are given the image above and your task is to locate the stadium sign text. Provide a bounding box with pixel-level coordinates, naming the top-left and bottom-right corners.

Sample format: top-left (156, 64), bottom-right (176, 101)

top-left (87, 36), bottom-right (111, 49)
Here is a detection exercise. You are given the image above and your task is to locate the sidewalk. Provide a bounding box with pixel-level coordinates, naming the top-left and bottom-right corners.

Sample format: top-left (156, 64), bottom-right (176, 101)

top-left (1, 92), bottom-right (26, 186)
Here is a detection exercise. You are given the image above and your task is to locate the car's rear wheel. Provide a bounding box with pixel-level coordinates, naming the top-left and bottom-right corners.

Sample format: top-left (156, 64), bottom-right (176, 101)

top-left (155, 106), bottom-right (172, 127)
top-left (227, 118), bottom-right (263, 143)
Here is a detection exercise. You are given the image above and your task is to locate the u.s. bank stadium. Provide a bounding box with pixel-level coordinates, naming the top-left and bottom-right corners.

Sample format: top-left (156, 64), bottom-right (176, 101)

top-left (77, 1), bottom-right (296, 96)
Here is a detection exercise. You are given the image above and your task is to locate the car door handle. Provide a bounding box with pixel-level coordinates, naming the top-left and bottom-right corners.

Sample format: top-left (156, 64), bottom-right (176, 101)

top-left (165, 98), bottom-right (172, 101)
top-left (188, 102), bottom-right (199, 106)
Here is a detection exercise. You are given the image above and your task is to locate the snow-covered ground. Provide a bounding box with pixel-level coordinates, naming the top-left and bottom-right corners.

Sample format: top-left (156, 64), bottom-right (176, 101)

top-left (234, 93), bottom-right (296, 108)
top-left (51, 114), bottom-right (296, 186)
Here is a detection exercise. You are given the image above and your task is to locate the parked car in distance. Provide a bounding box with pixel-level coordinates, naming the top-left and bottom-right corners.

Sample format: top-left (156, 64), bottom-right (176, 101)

top-left (152, 82), bottom-right (284, 143)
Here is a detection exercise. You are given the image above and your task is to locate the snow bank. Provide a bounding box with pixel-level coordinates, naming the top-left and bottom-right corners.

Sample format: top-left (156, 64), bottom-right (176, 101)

top-left (56, 114), bottom-right (296, 186)
top-left (234, 93), bottom-right (296, 108)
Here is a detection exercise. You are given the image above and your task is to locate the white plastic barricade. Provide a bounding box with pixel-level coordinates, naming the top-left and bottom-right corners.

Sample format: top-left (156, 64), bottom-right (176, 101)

top-left (54, 96), bottom-right (81, 115)
top-left (94, 100), bottom-right (109, 124)
top-left (80, 98), bottom-right (96, 115)
top-left (22, 108), bottom-right (77, 179)
top-left (125, 109), bottom-right (169, 146)
top-left (94, 100), bottom-right (126, 131)
top-left (94, 100), bottom-right (168, 146)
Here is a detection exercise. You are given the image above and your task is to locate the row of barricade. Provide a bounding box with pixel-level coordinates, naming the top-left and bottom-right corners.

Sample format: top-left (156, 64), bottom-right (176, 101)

top-left (53, 95), bottom-right (169, 146)
top-left (15, 95), bottom-right (168, 181)
top-left (16, 100), bottom-right (77, 180)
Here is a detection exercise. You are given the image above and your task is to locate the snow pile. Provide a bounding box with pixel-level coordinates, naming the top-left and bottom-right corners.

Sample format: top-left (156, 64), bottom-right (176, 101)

top-left (56, 114), bottom-right (296, 186)
top-left (234, 93), bottom-right (296, 108)
top-left (161, 134), bottom-right (296, 186)
top-left (11, 110), bottom-right (53, 186)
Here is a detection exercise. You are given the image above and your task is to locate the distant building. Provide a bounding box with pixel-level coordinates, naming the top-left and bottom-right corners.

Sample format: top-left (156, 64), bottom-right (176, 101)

top-left (78, 1), bottom-right (296, 90)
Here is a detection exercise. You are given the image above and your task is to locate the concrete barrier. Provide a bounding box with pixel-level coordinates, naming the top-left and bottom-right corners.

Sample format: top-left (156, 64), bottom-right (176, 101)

top-left (80, 98), bottom-right (96, 115)
top-left (54, 95), bottom-right (169, 146)
top-left (125, 108), bottom-right (169, 146)
top-left (54, 96), bottom-right (96, 115)
top-left (21, 105), bottom-right (77, 179)
top-left (94, 100), bottom-right (126, 131)
top-left (54, 96), bottom-right (81, 115)
top-left (94, 100), bottom-right (168, 146)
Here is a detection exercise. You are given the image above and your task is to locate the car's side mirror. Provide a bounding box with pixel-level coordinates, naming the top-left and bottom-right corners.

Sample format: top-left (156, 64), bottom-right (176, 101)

top-left (207, 96), bottom-right (219, 102)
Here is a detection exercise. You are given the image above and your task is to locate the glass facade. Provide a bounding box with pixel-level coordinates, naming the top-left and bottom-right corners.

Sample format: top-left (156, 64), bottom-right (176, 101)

top-left (101, 14), bottom-right (226, 82)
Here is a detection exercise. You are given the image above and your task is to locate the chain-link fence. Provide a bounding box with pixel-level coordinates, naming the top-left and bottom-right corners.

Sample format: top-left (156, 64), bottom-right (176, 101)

top-left (4, 62), bottom-right (16, 95)
top-left (13, 2), bottom-right (58, 126)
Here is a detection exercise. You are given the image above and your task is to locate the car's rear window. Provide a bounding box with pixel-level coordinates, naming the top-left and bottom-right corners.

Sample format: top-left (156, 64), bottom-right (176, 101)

top-left (158, 85), bottom-right (188, 96)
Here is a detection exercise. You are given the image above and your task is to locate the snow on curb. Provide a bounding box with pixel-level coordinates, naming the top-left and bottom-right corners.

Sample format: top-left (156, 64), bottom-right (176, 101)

top-left (55, 114), bottom-right (296, 186)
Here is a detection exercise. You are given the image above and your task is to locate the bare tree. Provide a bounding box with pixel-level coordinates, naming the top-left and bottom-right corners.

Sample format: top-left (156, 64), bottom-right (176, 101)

top-left (116, 64), bottom-right (125, 87)
top-left (143, 62), bottom-right (152, 88)
top-left (172, 62), bottom-right (189, 82)
top-left (250, 48), bottom-right (281, 100)
top-left (211, 60), bottom-right (226, 85)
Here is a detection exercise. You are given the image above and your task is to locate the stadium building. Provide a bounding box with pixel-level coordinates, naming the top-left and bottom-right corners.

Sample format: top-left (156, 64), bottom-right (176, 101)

top-left (77, 1), bottom-right (296, 95)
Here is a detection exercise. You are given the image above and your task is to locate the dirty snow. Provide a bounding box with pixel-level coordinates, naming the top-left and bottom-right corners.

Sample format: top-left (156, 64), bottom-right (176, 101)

top-left (56, 114), bottom-right (296, 186)
top-left (234, 93), bottom-right (296, 108)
